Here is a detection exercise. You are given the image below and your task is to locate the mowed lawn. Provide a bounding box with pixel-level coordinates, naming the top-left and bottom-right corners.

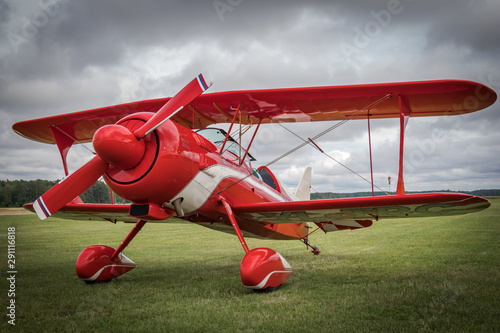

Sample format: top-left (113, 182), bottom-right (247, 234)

top-left (1, 198), bottom-right (499, 332)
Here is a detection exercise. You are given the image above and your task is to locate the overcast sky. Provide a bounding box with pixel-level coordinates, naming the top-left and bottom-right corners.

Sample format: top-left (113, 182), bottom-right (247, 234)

top-left (1, 0), bottom-right (499, 194)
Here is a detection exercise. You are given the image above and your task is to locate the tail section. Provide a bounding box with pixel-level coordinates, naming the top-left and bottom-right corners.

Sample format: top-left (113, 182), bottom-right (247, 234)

top-left (294, 167), bottom-right (312, 201)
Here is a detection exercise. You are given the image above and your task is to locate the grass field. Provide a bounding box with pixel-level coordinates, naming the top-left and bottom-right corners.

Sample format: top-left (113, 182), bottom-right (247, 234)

top-left (1, 198), bottom-right (499, 332)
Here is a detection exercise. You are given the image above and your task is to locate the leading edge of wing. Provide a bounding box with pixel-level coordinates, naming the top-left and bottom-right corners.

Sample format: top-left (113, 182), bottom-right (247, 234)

top-left (232, 193), bottom-right (490, 224)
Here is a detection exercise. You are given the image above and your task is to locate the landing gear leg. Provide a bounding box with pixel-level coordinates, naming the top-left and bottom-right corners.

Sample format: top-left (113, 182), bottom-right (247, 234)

top-left (301, 239), bottom-right (320, 255)
top-left (110, 219), bottom-right (147, 261)
top-left (76, 219), bottom-right (147, 283)
top-left (219, 197), bottom-right (292, 292)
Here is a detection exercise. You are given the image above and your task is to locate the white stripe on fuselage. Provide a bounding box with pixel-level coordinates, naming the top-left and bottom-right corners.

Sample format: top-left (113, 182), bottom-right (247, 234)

top-left (165, 165), bottom-right (287, 214)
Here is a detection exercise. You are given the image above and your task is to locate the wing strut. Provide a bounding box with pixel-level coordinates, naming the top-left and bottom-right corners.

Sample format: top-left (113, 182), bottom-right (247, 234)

top-left (220, 105), bottom-right (240, 153)
top-left (240, 119), bottom-right (262, 166)
top-left (50, 126), bottom-right (76, 176)
top-left (397, 95), bottom-right (411, 195)
top-left (367, 113), bottom-right (375, 196)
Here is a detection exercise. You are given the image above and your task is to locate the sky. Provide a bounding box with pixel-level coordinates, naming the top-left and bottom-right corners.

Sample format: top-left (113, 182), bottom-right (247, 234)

top-left (0, 0), bottom-right (499, 194)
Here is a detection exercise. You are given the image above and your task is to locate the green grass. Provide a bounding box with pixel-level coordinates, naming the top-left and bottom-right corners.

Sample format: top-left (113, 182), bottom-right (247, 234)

top-left (1, 199), bottom-right (500, 332)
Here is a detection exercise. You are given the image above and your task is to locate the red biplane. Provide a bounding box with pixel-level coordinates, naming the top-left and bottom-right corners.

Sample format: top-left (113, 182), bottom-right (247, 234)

top-left (13, 74), bottom-right (496, 291)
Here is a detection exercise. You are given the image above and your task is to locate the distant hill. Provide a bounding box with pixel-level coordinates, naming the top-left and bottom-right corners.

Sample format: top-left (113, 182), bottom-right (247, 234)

top-left (311, 189), bottom-right (500, 200)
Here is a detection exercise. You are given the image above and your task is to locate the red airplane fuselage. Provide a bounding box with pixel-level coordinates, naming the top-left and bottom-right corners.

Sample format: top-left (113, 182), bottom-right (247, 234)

top-left (101, 112), bottom-right (308, 240)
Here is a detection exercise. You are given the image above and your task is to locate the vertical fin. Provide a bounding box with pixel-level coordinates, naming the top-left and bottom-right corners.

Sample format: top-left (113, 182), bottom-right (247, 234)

top-left (295, 167), bottom-right (312, 201)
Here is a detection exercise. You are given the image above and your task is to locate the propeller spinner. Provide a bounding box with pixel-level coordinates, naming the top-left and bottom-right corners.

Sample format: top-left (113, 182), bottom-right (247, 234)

top-left (93, 124), bottom-right (145, 170)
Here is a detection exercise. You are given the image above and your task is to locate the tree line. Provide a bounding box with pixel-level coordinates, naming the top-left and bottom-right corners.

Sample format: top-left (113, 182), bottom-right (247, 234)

top-left (1, 179), bottom-right (499, 208)
top-left (311, 189), bottom-right (500, 200)
top-left (0, 179), bottom-right (129, 207)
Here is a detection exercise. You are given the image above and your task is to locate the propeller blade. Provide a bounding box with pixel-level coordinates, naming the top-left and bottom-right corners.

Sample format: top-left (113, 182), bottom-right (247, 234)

top-left (133, 73), bottom-right (213, 139)
top-left (33, 156), bottom-right (109, 220)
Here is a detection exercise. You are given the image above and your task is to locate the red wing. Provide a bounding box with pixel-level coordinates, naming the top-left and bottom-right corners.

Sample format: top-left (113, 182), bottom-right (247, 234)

top-left (13, 80), bottom-right (496, 144)
top-left (24, 203), bottom-right (188, 223)
top-left (231, 193), bottom-right (490, 229)
top-left (24, 203), bottom-right (137, 223)
top-left (13, 99), bottom-right (171, 144)
top-left (181, 79), bottom-right (497, 127)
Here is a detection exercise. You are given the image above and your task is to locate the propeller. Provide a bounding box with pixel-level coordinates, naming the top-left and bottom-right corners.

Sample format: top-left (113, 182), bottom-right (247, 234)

top-left (33, 156), bottom-right (109, 220)
top-left (133, 73), bottom-right (213, 138)
top-left (33, 73), bottom-right (213, 220)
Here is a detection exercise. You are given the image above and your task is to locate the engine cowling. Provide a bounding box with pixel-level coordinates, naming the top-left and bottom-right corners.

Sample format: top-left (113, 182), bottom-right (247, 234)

top-left (100, 113), bottom-right (199, 206)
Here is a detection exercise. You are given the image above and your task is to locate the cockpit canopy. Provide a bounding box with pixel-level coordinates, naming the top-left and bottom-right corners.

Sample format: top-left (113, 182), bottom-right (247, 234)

top-left (196, 128), bottom-right (287, 191)
top-left (196, 128), bottom-right (256, 161)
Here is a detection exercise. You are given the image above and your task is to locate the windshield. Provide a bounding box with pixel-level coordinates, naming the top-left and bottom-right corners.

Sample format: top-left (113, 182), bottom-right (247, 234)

top-left (196, 128), bottom-right (227, 144)
top-left (196, 128), bottom-right (256, 163)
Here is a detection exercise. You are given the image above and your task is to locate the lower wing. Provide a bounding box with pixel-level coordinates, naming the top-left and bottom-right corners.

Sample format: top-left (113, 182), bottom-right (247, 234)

top-left (22, 193), bottom-right (489, 233)
top-left (232, 193), bottom-right (489, 231)
top-left (24, 203), bottom-right (136, 223)
top-left (23, 203), bottom-right (183, 224)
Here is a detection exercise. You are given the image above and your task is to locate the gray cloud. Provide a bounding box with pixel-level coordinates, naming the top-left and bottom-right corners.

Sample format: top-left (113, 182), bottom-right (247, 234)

top-left (1, 0), bottom-right (499, 193)
top-left (425, 1), bottom-right (500, 56)
top-left (0, 0), bottom-right (12, 26)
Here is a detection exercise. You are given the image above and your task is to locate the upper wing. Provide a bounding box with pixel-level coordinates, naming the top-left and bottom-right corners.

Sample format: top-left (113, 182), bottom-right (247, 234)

top-left (13, 99), bottom-right (171, 144)
top-left (185, 79), bottom-right (497, 125)
top-left (13, 80), bottom-right (496, 144)
top-left (232, 193), bottom-right (490, 231)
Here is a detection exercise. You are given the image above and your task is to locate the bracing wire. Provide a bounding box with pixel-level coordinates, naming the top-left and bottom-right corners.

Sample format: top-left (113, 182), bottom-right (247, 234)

top-left (277, 124), bottom-right (389, 195)
top-left (50, 125), bottom-right (96, 155)
top-left (217, 93), bottom-right (392, 195)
